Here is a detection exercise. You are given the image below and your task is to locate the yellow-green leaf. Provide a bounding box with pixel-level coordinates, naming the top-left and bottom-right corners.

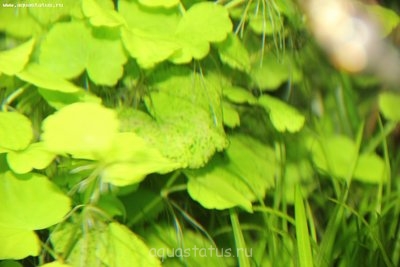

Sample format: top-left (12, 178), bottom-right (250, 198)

top-left (0, 38), bottom-right (35, 75)
top-left (0, 112), bottom-right (33, 152)
top-left (41, 102), bottom-right (119, 156)
top-left (7, 142), bottom-right (55, 174)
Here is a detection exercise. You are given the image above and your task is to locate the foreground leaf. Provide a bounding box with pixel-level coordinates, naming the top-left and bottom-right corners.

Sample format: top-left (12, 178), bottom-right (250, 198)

top-left (171, 2), bottom-right (232, 63)
top-left (41, 102), bottom-right (119, 157)
top-left (51, 221), bottom-right (161, 267)
top-left (0, 172), bottom-right (71, 259)
top-left (0, 38), bottom-right (35, 75)
top-left (0, 112), bottom-right (33, 152)
top-left (39, 21), bottom-right (127, 85)
top-left (186, 134), bottom-right (275, 212)
top-left (7, 142), bottom-right (55, 174)
top-left (100, 133), bottom-right (182, 186)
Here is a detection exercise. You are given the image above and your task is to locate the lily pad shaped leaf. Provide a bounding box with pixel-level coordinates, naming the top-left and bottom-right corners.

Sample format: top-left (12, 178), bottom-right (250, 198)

top-left (7, 142), bottom-right (56, 174)
top-left (0, 111), bottom-right (33, 153)
top-left (258, 95), bottom-right (305, 133)
top-left (101, 133), bottom-right (182, 186)
top-left (41, 102), bottom-right (119, 157)
top-left (186, 134), bottom-right (276, 212)
top-left (51, 222), bottom-right (161, 267)
top-left (0, 38), bottom-right (35, 76)
top-left (39, 21), bottom-right (127, 85)
top-left (216, 33), bottom-right (251, 73)
top-left (119, 0), bottom-right (180, 68)
top-left (143, 67), bottom-right (228, 168)
top-left (0, 171), bottom-right (71, 259)
top-left (171, 2), bottom-right (232, 63)
top-left (309, 135), bottom-right (386, 183)
top-left (82, 0), bottom-right (126, 27)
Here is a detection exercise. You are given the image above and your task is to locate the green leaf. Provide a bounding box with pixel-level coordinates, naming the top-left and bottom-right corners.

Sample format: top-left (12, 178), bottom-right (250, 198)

top-left (309, 135), bottom-right (357, 180)
top-left (0, 171), bottom-right (71, 260)
top-left (222, 101), bottom-right (240, 128)
top-left (250, 54), bottom-right (301, 90)
top-left (186, 134), bottom-right (275, 212)
top-left (38, 21), bottom-right (127, 85)
top-left (379, 92), bottom-right (400, 121)
top-left (354, 153), bottom-right (386, 184)
top-left (248, 8), bottom-right (283, 35)
top-left (27, 0), bottom-right (78, 25)
top-left (216, 33), bottom-right (251, 73)
top-left (51, 222), bottom-right (161, 267)
top-left (171, 2), bottom-right (232, 63)
top-left (143, 224), bottom-right (228, 266)
top-left (141, 68), bottom-right (227, 168)
top-left (0, 38), bottom-right (35, 75)
top-left (258, 95), bottom-right (305, 132)
top-left (119, 0), bottom-right (180, 68)
top-left (7, 142), bottom-right (55, 174)
top-left (0, 111), bottom-right (33, 152)
top-left (82, 0), bottom-right (126, 27)
top-left (100, 133), bottom-right (182, 186)
top-left (186, 160), bottom-right (253, 212)
top-left (121, 28), bottom-right (179, 69)
top-left (0, 7), bottom-right (41, 38)
top-left (41, 102), bottom-right (120, 157)
top-left (38, 88), bottom-right (102, 110)
top-left (0, 228), bottom-right (39, 260)
top-left (17, 64), bottom-right (82, 93)
top-left (223, 86), bottom-right (257, 104)
top-left (139, 0), bottom-right (180, 8)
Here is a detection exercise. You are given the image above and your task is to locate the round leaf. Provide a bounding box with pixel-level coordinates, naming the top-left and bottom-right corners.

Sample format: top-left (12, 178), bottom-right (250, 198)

top-left (0, 112), bottom-right (33, 152)
top-left (41, 102), bottom-right (120, 156)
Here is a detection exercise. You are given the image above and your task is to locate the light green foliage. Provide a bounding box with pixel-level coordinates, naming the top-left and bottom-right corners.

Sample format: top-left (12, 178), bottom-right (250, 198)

top-left (144, 224), bottom-right (228, 266)
top-left (38, 88), bottom-right (102, 110)
top-left (217, 33), bottom-right (251, 73)
top-left (0, 7), bottom-right (41, 38)
top-left (186, 134), bottom-right (275, 212)
top-left (100, 132), bottom-right (182, 186)
top-left (51, 222), bottom-right (161, 267)
top-left (41, 102), bottom-right (119, 157)
top-left (17, 64), bottom-right (83, 93)
top-left (139, 0), bottom-right (180, 8)
top-left (0, 38), bottom-right (35, 76)
top-left (83, 0), bottom-right (126, 27)
top-left (379, 92), bottom-right (400, 121)
top-left (258, 95), bottom-right (305, 132)
top-left (310, 135), bottom-right (386, 183)
top-left (223, 86), bottom-right (258, 104)
top-left (0, 112), bottom-right (33, 152)
top-left (118, 67), bottom-right (227, 168)
top-left (0, 171), bottom-right (71, 259)
top-left (171, 2), bottom-right (232, 63)
top-left (7, 142), bottom-right (55, 174)
top-left (39, 21), bottom-right (127, 85)
top-left (120, 1), bottom-right (232, 66)
top-left (119, 0), bottom-right (180, 68)
top-left (250, 54), bottom-right (301, 90)
top-left (1, 0), bottom-right (399, 266)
